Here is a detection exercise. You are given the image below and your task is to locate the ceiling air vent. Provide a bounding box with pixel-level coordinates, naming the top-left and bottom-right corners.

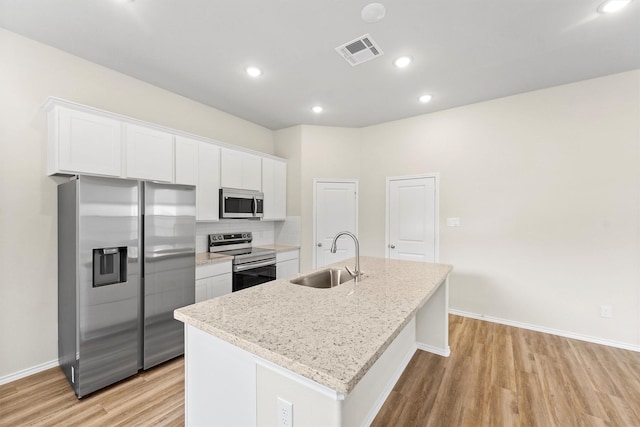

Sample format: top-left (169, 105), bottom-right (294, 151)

top-left (335, 34), bottom-right (384, 66)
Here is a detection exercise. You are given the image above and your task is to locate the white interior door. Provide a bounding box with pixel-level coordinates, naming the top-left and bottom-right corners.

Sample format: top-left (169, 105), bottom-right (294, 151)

top-left (314, 180), bottom-right (358, 268)
top-left (387, 175), bottom-right (438, 262)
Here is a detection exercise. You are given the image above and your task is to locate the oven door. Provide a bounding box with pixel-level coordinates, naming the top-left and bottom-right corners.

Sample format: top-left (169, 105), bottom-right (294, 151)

top-left (233, 262), bottom-right (276, 292)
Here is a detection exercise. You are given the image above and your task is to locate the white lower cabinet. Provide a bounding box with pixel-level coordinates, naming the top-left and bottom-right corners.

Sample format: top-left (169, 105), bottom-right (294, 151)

top-left (195, 261), bottom-right (232, 303)
top-left (276, 250), bottom-right (299, 279)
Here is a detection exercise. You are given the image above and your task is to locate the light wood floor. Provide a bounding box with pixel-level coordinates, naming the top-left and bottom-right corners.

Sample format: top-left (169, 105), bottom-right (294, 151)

top-left (1, 315), bottom-right (639, 426)
top-left (372, 315), bottom-right (640, 427)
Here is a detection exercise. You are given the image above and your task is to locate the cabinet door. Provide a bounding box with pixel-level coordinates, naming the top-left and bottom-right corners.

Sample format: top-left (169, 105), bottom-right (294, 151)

top-left (242, 153), bottom-right (262, 191)
top-left (57, 107), bottom-right (122, 177)
top-left (195, 278), bottom-right (209, 303)
top-left (276, 259), bottom-right (299, 279)
top-left (220, 148), bottom-right (243, 189)
top-left (220, 148), bottom-right (262, 191)
top-left (197, 142), bottom-right (220, 221)
top-left (263, 158), bottom-right (287, 220)
top-left (125, 124), bottom-right (174, 182)
top-left (209, 273), bottom-right (232, 299)
top-left (175, 136), bottom-right (198, 185)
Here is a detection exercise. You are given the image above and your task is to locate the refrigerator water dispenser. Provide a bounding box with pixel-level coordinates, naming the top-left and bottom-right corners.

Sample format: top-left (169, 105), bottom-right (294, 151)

top-left (92, 247), bottom-right (127, 287)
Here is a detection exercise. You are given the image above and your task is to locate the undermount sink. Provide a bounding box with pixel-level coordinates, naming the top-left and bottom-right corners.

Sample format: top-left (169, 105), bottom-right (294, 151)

top-left (290, 268), bottom-right (353, 289)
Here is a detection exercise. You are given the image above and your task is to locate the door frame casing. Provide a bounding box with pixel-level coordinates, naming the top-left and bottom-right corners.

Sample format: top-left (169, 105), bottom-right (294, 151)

top-left (312, 178), bottom-right (359, 269)
top-left (385, 173), bottom-right (440, 261)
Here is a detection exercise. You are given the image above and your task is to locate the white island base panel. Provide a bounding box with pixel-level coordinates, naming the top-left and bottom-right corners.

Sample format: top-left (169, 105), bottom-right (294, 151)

top-left (184, 278), bottom-right (449, 427)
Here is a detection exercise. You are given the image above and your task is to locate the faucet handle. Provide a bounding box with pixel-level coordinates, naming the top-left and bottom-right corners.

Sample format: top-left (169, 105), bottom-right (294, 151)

top-left (345, 266), bottom-right (361, 282)
top-left (345, 266), bottom-right (356, 278)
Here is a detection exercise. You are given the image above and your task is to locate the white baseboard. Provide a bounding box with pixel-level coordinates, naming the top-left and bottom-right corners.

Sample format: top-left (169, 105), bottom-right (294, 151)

top-left (361, 344), bottom-right (417, 427)
top-left (416, 343), bottom-right (451, 357)
top-left (0, 359), bottom-right (59, 386)
top-left (450, 309), bottom-right (640, 353)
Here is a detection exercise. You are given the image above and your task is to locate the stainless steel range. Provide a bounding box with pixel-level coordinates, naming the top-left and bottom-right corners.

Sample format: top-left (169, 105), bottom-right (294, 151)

top-left (208, 232), bottom-right (276, 291)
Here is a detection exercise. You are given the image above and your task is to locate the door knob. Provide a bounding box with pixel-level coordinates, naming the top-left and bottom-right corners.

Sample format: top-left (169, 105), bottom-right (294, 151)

top-left (389, 244), bottom-right (396, 249)
top-left (317, 243), bottom-right (323, 247)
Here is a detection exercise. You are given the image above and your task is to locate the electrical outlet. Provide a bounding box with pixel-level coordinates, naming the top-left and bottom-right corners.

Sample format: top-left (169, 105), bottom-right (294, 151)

top-left (446, 217), bottom-right (461, 227)
top-left (600, 305), bottom-right (613, 318)
top-left (277, 397), bottom-right (293, 427)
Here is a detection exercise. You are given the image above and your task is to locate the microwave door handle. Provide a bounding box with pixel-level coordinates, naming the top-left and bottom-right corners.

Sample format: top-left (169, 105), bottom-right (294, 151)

top-left (253, 196), bottom-right (257, 216)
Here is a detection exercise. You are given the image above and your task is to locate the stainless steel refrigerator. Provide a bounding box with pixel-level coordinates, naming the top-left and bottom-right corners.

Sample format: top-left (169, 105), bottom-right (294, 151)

top-left (58, 175), bottom-right (195, 398)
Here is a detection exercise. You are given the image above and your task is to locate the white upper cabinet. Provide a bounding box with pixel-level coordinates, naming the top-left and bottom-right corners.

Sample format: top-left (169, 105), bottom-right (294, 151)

top-left (49, 106), bottom-right (122, 177)
top-left (175, 136), bottom-right (199, 186)
top-left (220, 148), bottom-right (242, 188)
top-left (124, 124), bottom-right (174, 182)
top-left (262, 158), bottom-right (287, 220)
top-left (197, 142), bottom-right (220, 221)
top-left (220, 148), bottom-right (262, 191)
top-left (242, 153), bottom-right (262, 191)
top-left (44, 99), bottom-right (287, 220)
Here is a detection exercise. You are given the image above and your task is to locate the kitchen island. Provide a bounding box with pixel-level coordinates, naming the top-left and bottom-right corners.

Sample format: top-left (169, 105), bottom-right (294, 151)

top-left (174, 256), bottom-right (452, 427)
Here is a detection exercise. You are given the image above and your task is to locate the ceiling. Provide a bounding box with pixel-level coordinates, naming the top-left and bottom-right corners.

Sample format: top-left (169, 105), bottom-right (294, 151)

top-left (1, 0), bottom-right (638, 130)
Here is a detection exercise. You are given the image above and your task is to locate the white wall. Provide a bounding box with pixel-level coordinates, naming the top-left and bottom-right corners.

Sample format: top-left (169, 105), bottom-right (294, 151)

top-left (360, 71), bottom-right (640, 347)
top-left (2, 25), bottom-right (638, 382)
top-left (0, 28), bottom-right (274, 379)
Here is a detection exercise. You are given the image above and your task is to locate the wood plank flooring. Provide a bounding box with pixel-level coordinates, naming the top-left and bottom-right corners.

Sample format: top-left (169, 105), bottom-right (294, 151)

top-left (1, 315), bottom-right (639, 426)
top-left (371, 315), bottom-right (640, 427)
top-left (0, 357), bottom-right (184, 427)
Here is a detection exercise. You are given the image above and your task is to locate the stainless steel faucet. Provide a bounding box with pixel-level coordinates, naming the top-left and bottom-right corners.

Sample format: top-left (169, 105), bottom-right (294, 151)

top-left (330, 231), bottom-right (361, 282)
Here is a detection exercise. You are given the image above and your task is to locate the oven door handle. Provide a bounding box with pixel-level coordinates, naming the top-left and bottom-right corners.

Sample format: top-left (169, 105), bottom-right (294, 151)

top-left (234, 260), bottom-right (276, 272)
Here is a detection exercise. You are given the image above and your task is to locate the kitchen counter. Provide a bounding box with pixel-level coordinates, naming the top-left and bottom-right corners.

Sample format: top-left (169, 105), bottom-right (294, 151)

top-left (176, 256), bottom-right (451, 394)
top-left (195, 252), bottom-right (233, 266)
top-left (176, 256), bottom-right (451, 426)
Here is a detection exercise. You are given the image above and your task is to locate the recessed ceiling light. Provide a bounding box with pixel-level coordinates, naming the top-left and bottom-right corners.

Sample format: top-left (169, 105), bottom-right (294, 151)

top-left (598, 0), bottom-right (633, 13)
top-left (394, 56), bottom-right (412, 68)
top-left (245, 66), bottom-right (262, 77)
top-left (361, 3), bottom-right (386, 23)
top-left (312, 106), bottom-right (323, 113)
top-left (419, 94), bottom-right (433, 103)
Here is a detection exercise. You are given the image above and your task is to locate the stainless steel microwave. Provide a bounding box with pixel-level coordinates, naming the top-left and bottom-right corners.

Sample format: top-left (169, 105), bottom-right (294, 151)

top-left (219, 188), bottom-right (264, 219)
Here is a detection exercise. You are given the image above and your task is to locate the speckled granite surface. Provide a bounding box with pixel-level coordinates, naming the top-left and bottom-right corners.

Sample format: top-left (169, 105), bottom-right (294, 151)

top-left (196, 252), bottom-right (233, 266)
top-left (175, 256), bottom-right (452, 394)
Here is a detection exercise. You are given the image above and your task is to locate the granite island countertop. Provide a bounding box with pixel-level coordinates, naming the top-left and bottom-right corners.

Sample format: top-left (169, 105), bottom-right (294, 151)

top-left (175, 256), bottom-right (452, 395)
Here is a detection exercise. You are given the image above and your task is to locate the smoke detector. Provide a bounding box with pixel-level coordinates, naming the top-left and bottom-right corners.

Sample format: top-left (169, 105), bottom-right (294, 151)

top-left (335, 34), bottom-right (384, 66)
